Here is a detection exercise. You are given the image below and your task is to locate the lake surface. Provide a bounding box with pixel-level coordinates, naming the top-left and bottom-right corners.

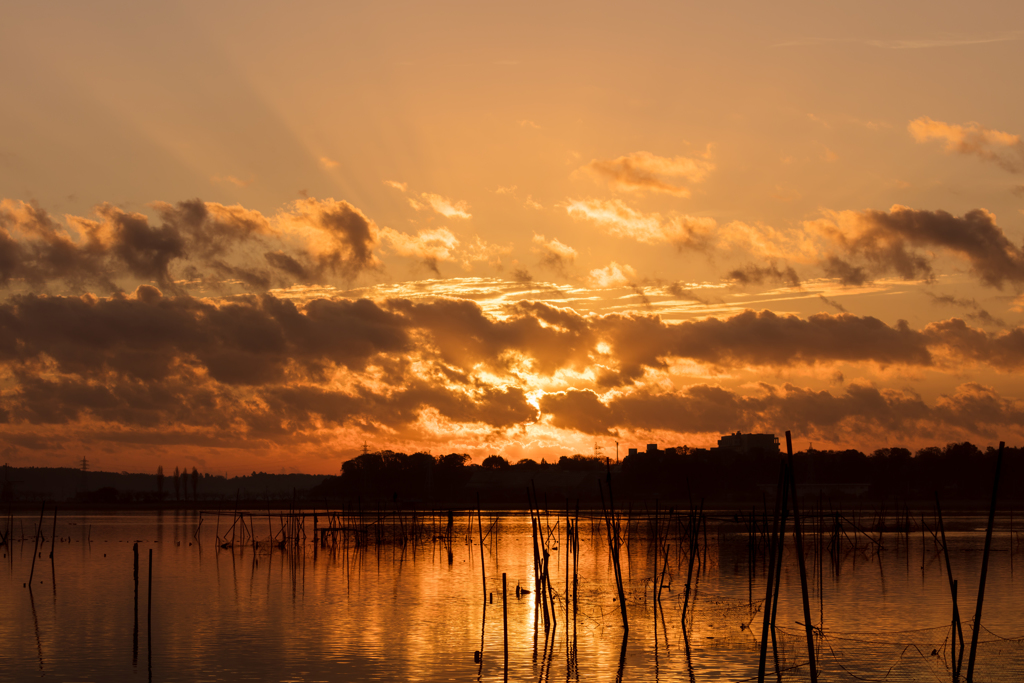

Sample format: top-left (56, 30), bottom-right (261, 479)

top-left (2, 506), bottom-right (1024, 681)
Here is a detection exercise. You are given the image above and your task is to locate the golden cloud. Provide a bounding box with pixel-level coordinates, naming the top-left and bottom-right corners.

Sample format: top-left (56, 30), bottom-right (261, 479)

top-left (565, 198), bottom-right (714, 249)
top-left (909, 117), bottom-right (1024, 173)
top-left (579, 148), bottom-right (714, 197)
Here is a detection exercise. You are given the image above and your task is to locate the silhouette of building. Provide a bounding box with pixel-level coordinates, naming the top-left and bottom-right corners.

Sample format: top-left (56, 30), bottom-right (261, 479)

top-left (626, 444), bottom-right (661, 458)
top-left (717, 432), bottom-right (780, 455)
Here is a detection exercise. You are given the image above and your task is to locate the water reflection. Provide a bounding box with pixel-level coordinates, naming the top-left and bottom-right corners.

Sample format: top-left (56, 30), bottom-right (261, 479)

top-left (1, 509), bottom-right (1024, 680)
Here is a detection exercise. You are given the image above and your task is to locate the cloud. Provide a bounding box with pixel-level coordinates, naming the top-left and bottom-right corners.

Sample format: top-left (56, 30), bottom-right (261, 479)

top-left (0, 197), bottom-right (386, 293)
top-left (496, 186), bottom-right (544, 210)
top-left (91, 203), bottom-right (186, 289)
top-left (909, 117), bottom-right (1024, 173)
top-left (818, 294), bottom-right (847, 313)
top-left (511, 268), bottom-right (533, 283)
top-left (717, 220), bottom-right (822, 263)
top-left (154, 199), bottom-right (272, 260)
top-left (319, 157), bottom-right (340, 170)
top-left (566, 198), bottom-right (714, 250)
top-left (592, 309), bottom-right (934, 386)
top-left (380, 227), bottom-right (460, 275)
top-left (588, 262), bottom-right (637, 288)
top-left (411, 193), bottom-right (472, 219)
top-left (276, 197), bottom-right (382, 280)
top-left (532, 234), bottom-right (577, 273)
top-left (580, 149), bottom-right (714, 197)
top-left (383, 180), bottom-right (408, 192)
top-left (812, 205), bottom-right (1024, 289)
top-left (518, 120), bottom-right (541, 129)
top-left (821, 255), bottom-right (869, 286)
top-left (923, 318), bottom-right (1024, 369)
top-left (539, 381), bottom-right (1024, 444)
top-left (726, 262), bottom-right (801, 288)
top-left (3, 288), bottom-right (1024, 456)
top-left (925, 292), bottom-right (1005, 327)
top-left (665, 282), bottom-right (708, 304)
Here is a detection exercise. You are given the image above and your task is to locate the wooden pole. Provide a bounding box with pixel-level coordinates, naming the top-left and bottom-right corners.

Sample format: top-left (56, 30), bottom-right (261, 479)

top-left (935, 494), bottom-right (964, 679)
top-left (133, 542), bottom-right (139, 666)
top-left (502, 572), bottom-right (509, 673)
top-left (600, 470), bottom-right (628, 633)
top-left (477, 494), bottom-right (486, 604)
top-left (966, 441), bottom-right (1004, 683)
top-left (787, 431), bottom-right (817, 683)
top-left (758, 461), bottom-right (786, 682)
top-left (681, 505), bottom-right (699, 629)
top-left (27, 501), bottom-right (45, 587)
top-left (49, 506), bottom-right (57, 559)
top-left (147, 547), bottom-right (153, 679)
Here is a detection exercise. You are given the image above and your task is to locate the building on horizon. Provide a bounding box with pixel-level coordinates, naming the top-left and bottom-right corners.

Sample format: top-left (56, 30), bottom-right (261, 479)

top-left (717, 432), bottom-right (780, 455)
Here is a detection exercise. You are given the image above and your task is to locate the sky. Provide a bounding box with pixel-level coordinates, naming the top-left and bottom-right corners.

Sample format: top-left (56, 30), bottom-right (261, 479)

top-left (1, 1), bottom-right (1023, 474)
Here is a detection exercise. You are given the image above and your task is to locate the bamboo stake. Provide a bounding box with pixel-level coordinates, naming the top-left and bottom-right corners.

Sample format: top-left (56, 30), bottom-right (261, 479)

top-left (502, 572), bottom-right (509, 674)
top-left (477, 494), bottom-right (486, 605)
top-left (786, 431), bottom-right (817, 683)
top-left (758, 461), bottom-right (786, 682)
top-left (27, 502), bottom-right (45, 587)
top-left (935, 493), bottom-right (964, 680)
top-left (966, 441), bottom-right (1004, 683)
top-left (133, 542), bottom-right (139, 666)
top-left (49, 506), bottom-right (57, 559)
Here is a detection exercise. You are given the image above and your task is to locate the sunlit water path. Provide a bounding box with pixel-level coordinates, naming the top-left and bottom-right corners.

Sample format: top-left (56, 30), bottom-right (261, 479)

top-left (3, 508), bottom-right (1024, 681)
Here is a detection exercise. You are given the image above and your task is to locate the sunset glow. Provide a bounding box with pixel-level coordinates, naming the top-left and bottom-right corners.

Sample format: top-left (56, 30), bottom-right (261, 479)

top-left (2, 1), bottom-right (1023, 474)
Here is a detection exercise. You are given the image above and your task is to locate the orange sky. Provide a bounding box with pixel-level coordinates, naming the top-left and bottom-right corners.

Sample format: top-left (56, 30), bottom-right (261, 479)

top-left (1, 2), bottom-right (1023, 474)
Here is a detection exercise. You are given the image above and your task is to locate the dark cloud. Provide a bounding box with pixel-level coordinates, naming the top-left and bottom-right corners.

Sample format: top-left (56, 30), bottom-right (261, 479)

top-left (630, 284), bottom-right (652, 309)
top-left (539, 389), bottom-right (618, 435)
top-left (539, 381), bottom-right (1022, 443)
top-left (532, 234), bottom-right (577, 275)
top-left (665, 282), bottom-right (708, 304)
top-left (818, 294), bottom-right (847, 313)
top-left (0, 289), bottom-right (411, 384)
top-left (727, 262), bottom-right (801, 288)
top-left (303, 198), bottom-right (380, 277)
top-left (511, 268), bottom-right (533, 283)
top-left (925, 292), bottom-right (1005, 327)
top-left (154, 199), bottom-right (270, 260)
top-left (0, 200), bottom-right (114, 290)
top-left (595, 309), bottom-right (933, 386)
top-left (98, 204), bottom-right (186, 288)
top-left (821, 255), bottom-right (869, 286)
top-left (2, 287), bottom-right (1023, 454)
top-left (924, 318), bottom-right (1024, 370)
top-left (0, 197), bottom-right (383, 294)
top-left (830, 206), bottom-right (1024, 289)
top-left (264, 250), bottom-right (311, 280)
top-left (393, 298), bottom-right (595, 377)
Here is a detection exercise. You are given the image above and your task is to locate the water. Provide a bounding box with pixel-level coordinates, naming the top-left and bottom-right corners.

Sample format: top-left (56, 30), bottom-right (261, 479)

top-left (2, 508), bottom-right (1024, 681)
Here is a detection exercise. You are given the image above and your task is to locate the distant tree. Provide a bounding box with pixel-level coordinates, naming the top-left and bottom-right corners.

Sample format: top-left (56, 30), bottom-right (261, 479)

top-left (513, 458), bottom-right (540, 470)
top-left (191, 467), bottom-right (199, 500)
top-left (436, 453), bottom-right (470, 469)
top-left (173, 466), bottom-right (181, 501)
top-left (482, 455), bottom-right (510, 469)
top-left (156, 466), bottom-right (165, 499)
